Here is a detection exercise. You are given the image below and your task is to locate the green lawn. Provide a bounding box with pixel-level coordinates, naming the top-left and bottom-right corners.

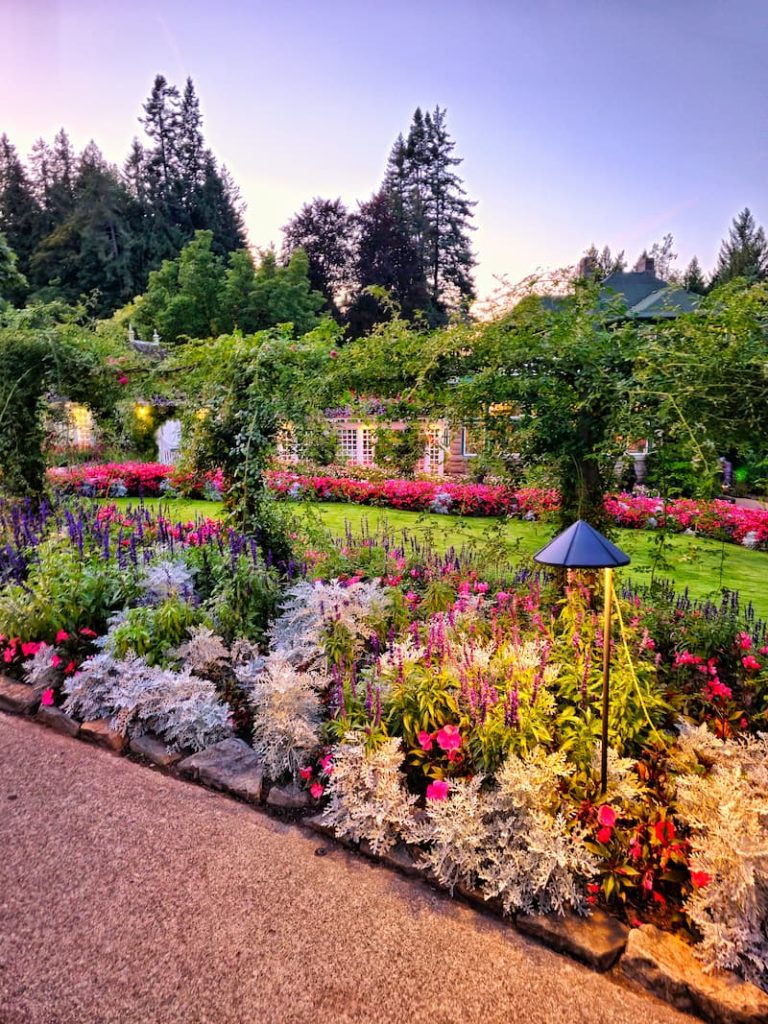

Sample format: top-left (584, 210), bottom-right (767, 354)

top-left (109, 497), bottom-right (768, 621)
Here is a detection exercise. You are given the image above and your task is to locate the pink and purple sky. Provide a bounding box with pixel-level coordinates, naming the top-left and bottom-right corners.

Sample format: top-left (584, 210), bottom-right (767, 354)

top-left (1, 0), bottom-right (766, 299)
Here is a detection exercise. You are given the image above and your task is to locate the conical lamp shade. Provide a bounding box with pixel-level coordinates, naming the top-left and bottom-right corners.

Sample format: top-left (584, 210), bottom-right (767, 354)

top-left (533, 520), bottom-right (630, 569)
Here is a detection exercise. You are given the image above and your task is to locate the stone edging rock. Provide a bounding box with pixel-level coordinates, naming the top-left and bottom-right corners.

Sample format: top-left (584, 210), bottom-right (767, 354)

top-left (3, 695), bottom-right (768, 1024)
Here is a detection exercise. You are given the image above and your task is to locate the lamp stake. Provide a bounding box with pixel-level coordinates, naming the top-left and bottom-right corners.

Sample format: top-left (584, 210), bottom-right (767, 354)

top-left (600, 567), bottom-right (613, 794)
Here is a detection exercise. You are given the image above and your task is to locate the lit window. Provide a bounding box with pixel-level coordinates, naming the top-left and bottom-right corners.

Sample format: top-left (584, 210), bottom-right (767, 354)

top-left (360, 428), bottom-right (375, 465)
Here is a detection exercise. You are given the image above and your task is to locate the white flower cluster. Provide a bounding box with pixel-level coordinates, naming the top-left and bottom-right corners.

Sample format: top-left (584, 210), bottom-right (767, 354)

top-left (674, 724), bottom-right (768, 989)
top-left (250, 655), bottom-right (323, 781)
top-left (321, 734), bottom-right (418, 854)
top-left (417, 749), bottom-right (597, 915)
top-left (62, 653), bottom-right (232, 752)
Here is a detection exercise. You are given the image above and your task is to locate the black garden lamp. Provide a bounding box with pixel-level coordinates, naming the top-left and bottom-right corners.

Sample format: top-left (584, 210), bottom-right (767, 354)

top-left (533, 520), bottom-right (630, 794)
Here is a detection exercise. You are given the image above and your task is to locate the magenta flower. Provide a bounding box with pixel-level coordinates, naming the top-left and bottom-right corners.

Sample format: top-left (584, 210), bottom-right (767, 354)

top-left (597, 805), bottom-right (617, 828)
top-left (426, 779), bottom-right (450, 801)
top-left (436, 724), bottom-right (462, 753)
top-left (41, 688), bottom-right (55, 707)
top-left (310, 782), bottom-right (324, 799)
top-left (417, 730), bottom-right (434, 752)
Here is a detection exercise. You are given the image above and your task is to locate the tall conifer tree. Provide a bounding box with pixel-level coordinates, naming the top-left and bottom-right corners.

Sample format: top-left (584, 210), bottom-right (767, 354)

top-left (713, 208), bottom-right (768, 284)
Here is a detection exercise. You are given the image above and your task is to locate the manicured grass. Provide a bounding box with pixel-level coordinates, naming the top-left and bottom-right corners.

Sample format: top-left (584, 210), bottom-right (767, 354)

top-left (108, 497), bottom-right (768, 621)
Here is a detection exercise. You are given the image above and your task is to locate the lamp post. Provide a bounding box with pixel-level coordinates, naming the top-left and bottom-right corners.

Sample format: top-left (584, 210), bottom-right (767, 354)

top-left (533, 520), bottom-right (630, 794)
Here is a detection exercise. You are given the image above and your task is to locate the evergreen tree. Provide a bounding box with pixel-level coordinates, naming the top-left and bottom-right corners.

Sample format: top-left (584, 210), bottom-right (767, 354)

top-left (421, 107), bottom-right (476, 317)
top-left (713, 208), bottom-right (768, 284)
top-left (282, 197), bottom-right (353, 318)
top-left (346, 189), bottom-right (426, 337)
top-left (683, 256), bottom-right (708, 295)
top-left (196, 157), bottom-right (247, 256)
top-left (380, 106), bottom-right (476, 324)
top-left (0, 231), bottom-right (27, 306)
top-left (578, 244), bottom-right (626, 280)
top-left (0, 134), bottom-right (41, 284)
top-left (28, 143), bottom-right (134, 314)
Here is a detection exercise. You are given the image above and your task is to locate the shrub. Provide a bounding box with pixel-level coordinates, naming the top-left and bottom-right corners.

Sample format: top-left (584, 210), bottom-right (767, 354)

top-left (62, 653), bottom-right (232, 751)
top-left (321, 734), bottom-right (418, 854)
top-left (249, 655), bottom-right (323, 781)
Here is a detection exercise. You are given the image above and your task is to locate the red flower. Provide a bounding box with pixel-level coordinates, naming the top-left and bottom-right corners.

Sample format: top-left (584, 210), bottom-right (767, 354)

top-left (690, 871), bottom-right (712, 889)
top-left (55, 630), bottom-right (70, 643)
top-left (64, 661), bottom-right (76, 675)
top-left (299, 766), bottom-right (313, 781)
top-left (597, 826), bottom-right (613, 843)
top-left (310, 782), bottom-right (324, 799)
top-left (654, 819), bottom-right (675, 845)
top-left (597, 805), bottom-right (617, 828)
top-left (742, 655), bottom-right (761, 672)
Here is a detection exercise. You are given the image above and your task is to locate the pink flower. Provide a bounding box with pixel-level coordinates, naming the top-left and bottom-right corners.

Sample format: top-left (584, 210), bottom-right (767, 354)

top-left (41, 688), bottom-right (55, 707)
top-left (597, 826), bottom-right (613, 843)
top-left (64, 661), bottom-right (76, 675)
top-left (21, 642), bottom-right (42, 658)
top-left (417, 730), bottom-right (434, 752)
top-left (117, 375), bottom-right (129, 385)
top-left (55, 630), bottom-right (70, 643)
top-left (435, 724), bottom-right (462, 753)
top-left (50, 655), bottom-right (61, 668)
top-left (742, 655), bottom-right (761, 672)
top-left (310, 782), bottom-right (324, 799)
top-left (737, 631), bottom-right (753, 651)
top-left (3, 648), bottom-right (14, 663)
top-left (426, 779), bottom-right (450, 801)
top-left (319, 754), bottom-right (334, 774)
top-left (329, 350), bottom-right (338, 359)
top-left (80, 628), bottom-right (98, 639)
top-left (299, 766), bottom-right (313, 781)
top-left (597, 805), bottom-right (617, 828)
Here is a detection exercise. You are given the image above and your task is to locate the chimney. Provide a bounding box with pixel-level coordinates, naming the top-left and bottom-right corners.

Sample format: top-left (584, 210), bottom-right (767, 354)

top-left (576, 254), bottom-right (596, 279)
top-left (634, 253), bottom-right (656, 275)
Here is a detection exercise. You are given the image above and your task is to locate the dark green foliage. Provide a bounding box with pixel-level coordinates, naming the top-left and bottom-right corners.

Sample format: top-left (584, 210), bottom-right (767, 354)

top-left (380, 107), bottom-right (476, 324)
top-left (281, 197), bottom-right (353, 318)
top-left (0, 134), bottom-right (41, 291)
top-left (712, 208), bottom-right (768, 285)
top-left (0, 312), bottom-right (126, 498)
top-left (133, 232), bottom-right (324, 342)
top-left (346, 190), bottom-right (427, 337)
top-left (682, 256), bottom-right (708, 295)
top-left (578, 244), bottom-right (627, 281)
top-left (0, 232), bottom-right (27, 306)
top-left (0, 76), bottom-right (247, 317)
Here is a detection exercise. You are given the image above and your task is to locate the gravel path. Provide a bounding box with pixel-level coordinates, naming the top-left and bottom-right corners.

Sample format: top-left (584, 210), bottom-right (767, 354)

top-left (0, 715), bottom-right (696, 1024)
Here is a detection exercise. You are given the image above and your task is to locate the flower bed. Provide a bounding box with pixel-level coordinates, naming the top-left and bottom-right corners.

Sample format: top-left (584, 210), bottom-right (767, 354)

top-left (47, 461), bottom-right (224, 499)
top-left (1, 497), bottom-right (767, 996)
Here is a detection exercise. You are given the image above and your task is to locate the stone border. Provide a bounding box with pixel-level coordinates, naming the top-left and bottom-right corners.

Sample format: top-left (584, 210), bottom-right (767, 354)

top-left (2, 690), bottom-right (767, 1024)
